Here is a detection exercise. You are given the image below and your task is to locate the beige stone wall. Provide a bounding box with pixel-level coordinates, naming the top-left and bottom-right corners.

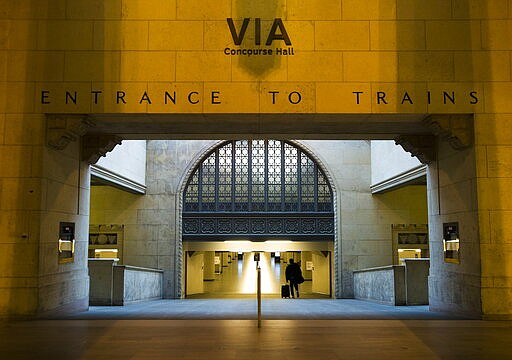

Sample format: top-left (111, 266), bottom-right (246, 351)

top-left (302, 140), bottom-right (427, 296)
top-left (1, 0), bottom-right (511, 317)
top-left (91, 140), bottom-right (216, 297)
top-left (475, 114), bottom-right (512, 318)
top-left (371, 140), bottom-right (422, 185)
top-left (0, 0), bottom-right (503, 115)
top-left (0, 114), bottom-right (44, 315)
top-left (427, 140), bottom-right (483, 316)
top-left (0, 113), bottom-right (89, 316)
top-left (90, 140), bottom-right (428, 298)
top-left (95, 140), bottom-right (147, 186)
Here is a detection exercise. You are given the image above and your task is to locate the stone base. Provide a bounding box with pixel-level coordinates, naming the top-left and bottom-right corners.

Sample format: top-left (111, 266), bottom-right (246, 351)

top-left (37, 297), bottom-right (89, 318)
top-left (482, 314), bottom-right (512, 321)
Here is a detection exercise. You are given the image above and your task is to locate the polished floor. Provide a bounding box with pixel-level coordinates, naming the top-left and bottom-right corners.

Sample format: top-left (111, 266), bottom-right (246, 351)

top-left (1, 319), bottom-right (512, 359)
top-left (66, 299), bottom-right (468, 320)
top-left (189, 252), bottom-right (326, 299)
top-left (4, 254), bottom-right (511, 359)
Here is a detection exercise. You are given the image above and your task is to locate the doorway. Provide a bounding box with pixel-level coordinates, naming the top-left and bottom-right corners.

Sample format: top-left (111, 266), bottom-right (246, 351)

top-left (184, 250), bottom-right (332, 298)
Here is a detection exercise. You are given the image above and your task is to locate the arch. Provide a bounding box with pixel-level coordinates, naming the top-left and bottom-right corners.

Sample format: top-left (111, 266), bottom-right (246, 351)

top-left (175, 140), bottom-right (340, 298)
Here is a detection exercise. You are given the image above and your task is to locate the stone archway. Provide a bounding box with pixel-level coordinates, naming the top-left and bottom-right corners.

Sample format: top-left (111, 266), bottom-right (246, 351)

top-left (40, 112), bottom-right (482, 317)
top-left (175, 139), bottom-right (340, 298)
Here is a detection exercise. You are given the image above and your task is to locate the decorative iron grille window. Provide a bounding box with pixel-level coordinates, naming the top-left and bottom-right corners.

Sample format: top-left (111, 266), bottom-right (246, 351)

top-left (183, 140), bottom-right (334, 240)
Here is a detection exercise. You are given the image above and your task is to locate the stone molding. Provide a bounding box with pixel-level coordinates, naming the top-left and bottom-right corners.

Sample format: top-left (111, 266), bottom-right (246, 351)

top-left (182, 215), bottom-right (335, 239)
top-left (83, 135), bottom-right (123, 165)
top-left (47, 114), bottom-right (123, 166)
top-left (423, 114), bottom-right (474, 150)
top-left (395, 135), bottom-right (436, 164)
top-left (47, 115), bottom-right (95, 150)
top-left (90, 165), bottom-right (146, 194)
top-left (370, 164), bottom-right (427, 194)
top-left (395, 115), bottom-right (474, 164)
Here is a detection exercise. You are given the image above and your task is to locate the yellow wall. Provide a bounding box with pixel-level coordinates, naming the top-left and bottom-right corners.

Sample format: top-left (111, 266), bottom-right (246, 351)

top-left (1, 0), bottom-right (502, 115)
top-left (374, 185), bottom-right (428, 225)
top-left (1, 0), bottom-right (512, 317)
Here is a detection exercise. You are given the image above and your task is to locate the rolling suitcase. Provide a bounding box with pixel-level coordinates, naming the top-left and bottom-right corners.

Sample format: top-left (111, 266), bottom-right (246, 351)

top-left (281, 284), bottom-right (290, 298)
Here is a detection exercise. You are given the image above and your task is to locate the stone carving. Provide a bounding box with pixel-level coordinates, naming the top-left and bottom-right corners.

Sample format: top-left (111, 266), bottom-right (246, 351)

top-left (182, 216), bottom-right (334, 237)
top-left (47, 115), bottom-right (123, 164)
top-left (218, 219), bottom-right (232, 233)
top-left (268, 218), bottom-right (283, 233)
top-left (234, 219), bottom-right (250, 233)
top-left (318, 218), bottom-right (334, 233)
top-left (82, 134), bottom-right (123, 164)
top-left (395, 115), bottom-right (473, 164)
top-left (423, 114), bottom-right (473, 150)
top-left (285, 218), bottom-right (300, 233)
top-left (183, 219), bottom-right (199, 233)
top-left (301, 219), bottom-right (316, 233)
top-left (251, 219), bottom-right (266, 233)
top-left (395, 135), bottom-right (436, 164)
top-left (200, 219), bottom-right (215, 234)
top-left (46, 115), bottom-right (95, 150)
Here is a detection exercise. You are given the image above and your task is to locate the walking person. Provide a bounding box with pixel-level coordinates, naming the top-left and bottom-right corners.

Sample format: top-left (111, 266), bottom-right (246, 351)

top-left (285, 258), bottom-right (304, 298)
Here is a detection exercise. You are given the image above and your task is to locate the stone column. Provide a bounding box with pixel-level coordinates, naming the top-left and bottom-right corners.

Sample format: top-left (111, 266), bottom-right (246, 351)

top-left (0, 114), bottom-right (90, 317)
top-left (222, 252), bottom-right (230, 267)
top-left (37, 139), bottom-right (91, 316)
top-left (203, 251), bottom-right (216, 281)
top-left (427, 138), bottom-right (482, 317)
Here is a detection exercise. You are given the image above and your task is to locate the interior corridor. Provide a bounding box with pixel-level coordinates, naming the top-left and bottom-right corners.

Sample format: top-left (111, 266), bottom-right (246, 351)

top-left (187, 252), bottom-right (330, 299)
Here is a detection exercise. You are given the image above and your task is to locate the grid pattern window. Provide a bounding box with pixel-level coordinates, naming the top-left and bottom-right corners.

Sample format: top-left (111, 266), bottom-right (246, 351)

top-left (183, 140), bottom-right (333, 213)
top-left (251, 140), bottom-right (266, 211)
top-left (201, 153), bottom-right (216, 211)
top-left (234, 140), bottom-right (249, 211)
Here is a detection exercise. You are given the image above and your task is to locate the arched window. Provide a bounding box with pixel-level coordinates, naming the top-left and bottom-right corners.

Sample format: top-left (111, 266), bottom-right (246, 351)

top-left (183, 140), bottom-right (334, 241)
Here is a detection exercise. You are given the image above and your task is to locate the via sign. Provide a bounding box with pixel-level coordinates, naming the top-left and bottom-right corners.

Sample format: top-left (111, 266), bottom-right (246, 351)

top-left (226, 18), bottom-right (292, 46)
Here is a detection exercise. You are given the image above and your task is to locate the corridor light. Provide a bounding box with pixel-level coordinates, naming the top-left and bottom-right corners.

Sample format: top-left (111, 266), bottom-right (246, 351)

top-left (224, 240), bottom-right (252, 252)
top-left (240, 252), bottom-right (276, 294)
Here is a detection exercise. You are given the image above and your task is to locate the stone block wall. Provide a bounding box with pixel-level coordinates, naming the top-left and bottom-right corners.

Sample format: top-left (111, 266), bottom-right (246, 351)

top-left (1, 0), bottom-right (511, 318)
top-left (428, 139), bottom-right (482, 317)
top-left (91, 140), bottom-right (217, 298)
top-left (353, 265), bottom-right (406, 306)
top-left (113, 265), bottom-right (163, 305)
top-left (474, 115), bottom-right (512, 319)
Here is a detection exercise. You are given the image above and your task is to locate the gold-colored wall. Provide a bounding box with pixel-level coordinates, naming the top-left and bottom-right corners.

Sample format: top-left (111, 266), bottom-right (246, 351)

top-left (1, 0), bottom-right (507, 115)
top-left (1, 0), bottom-right (511, 317)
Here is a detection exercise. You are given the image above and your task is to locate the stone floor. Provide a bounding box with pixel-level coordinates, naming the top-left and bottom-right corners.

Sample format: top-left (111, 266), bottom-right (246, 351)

top-left (1, 318), bottom-right (512, 359)
top-left (64, 298), bottom-right (470, 320)
top-left (3, 255), bottom-right (510, 359)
